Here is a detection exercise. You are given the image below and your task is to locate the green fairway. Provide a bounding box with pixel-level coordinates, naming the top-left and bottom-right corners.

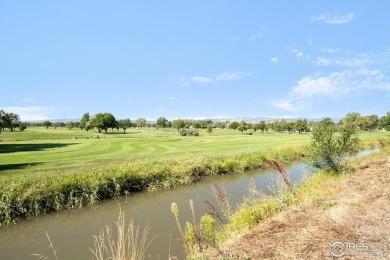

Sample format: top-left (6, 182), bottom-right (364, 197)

top-left (0, 126), bottom-right (388, 225)
top-left (0, 127), bottom-right (388, 178)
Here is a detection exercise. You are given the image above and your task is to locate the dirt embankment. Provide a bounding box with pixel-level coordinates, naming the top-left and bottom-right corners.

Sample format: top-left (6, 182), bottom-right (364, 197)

top-left (210, 155), bottom-right (390, 259)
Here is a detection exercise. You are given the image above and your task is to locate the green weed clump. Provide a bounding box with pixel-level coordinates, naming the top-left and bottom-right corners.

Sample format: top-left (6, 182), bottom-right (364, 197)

top-left (171, 200), bottom-right (217, 257)
top-left (0, 146), bottom-right (305, 225)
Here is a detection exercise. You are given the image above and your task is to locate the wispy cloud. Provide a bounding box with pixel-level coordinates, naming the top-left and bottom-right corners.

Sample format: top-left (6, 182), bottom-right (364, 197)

top-left (173, 70), bottom-right (250, 86)
top-left (216, 71), bottom-right (250, 81)
top-left (270, 100), bottom-right (302, 112)
top-left (249, 33), bottom-right (264, 43)
top-left (291, 49), bottom-right (304, 58)
top-left (315, 49), bottom-right (375, 68)
top-left (312, 13), bottom-right (355, 24)
top-left (22, 98), bottom-right (35, 103)
top-left (2, 106), bottom-right (53, 121)
top-left (270, 57), bottom-right (279, 64)
top-left (271, 69), bottom-right (390, 111)
top-left (157, 96), bottom-right (176, 100)
top-left (316, 57), bottom-right (331, 66)
top-left (320, 48), bottom-right (340, 54)
top-left (191, 76), bottom-right (214, 84)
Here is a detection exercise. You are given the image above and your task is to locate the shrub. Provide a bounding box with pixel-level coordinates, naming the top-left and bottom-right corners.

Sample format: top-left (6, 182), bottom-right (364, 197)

top-left (309, 118), bottom-right (359, 172)
top-left (179, 129), bottom-right (199, 136)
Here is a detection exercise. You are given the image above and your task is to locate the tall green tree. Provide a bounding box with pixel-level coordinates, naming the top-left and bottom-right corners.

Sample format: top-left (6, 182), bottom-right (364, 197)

top-left (0, 109), bottom-right (5, 133)
top-left (206, 124), bottom-right (213, 135)
top-left (91, 113), bottom-right (117, 134)
top-left (237, 120), bottom-right (247, 134)
top-left (258, 121), bottom-right (267, 133)
top-left (54, 122), bottom-right (66, 129)
top-left (118, 118), bottom-right (132, 133)
top-left (3, 113), bottom-right (20, 132)
top-left (229, 121), bottom-right (239, 131)
top-left (42, 120), bottom-right (52, 129)
top-left (172, 119), bottom-right (185, 133)
top-left (156, 117), bottom-right (168, 130)
top-left (368, 114), bottom-right (379, 130)
top-left (80, 113), bottom-right (90, 130)
top-left (136, 118), bottom-right (147, 129)
top-left (19, 122), bottom-right (28, 131)
top-left (66, 121), bottom-right (75, 130)
top-left (341, 112), bottom-right (361, 130)
top-left (295, 119), bottom-right (309, 134)
top-left (379, 112), bottom-right (390, 131)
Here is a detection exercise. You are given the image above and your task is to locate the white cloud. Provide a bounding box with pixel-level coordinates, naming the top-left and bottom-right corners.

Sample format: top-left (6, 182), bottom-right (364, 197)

top-left (22, 98), bottom-right (35, 103)
top-left (174, 70), bottom-right (250, 85)
top-left (2, 106), bottom-right (53, 121)
top-left (270, 57), bottom-right (278, 64)
top-left (291, 74), bottom-right (340, 98)
top-left (250, 33), bottom-right (264, 43)
top-left (271, 69), bottom-right (390, 111)
top-left (308, 38), bottom-right (313, 45)
top-left (320, 48), bottom-right (339, 54)
top-left (312, 13), bottom-right (355, 24)
top-left (270, 100), bottom-right (301, 112)
top-left (232, 37), bottom-right (239, 42)
top-left (291, 49), bottom-right (304, 58)
top-left (216, 71), bottom-right (250, 81)
top-left (292, 69), bottom-right (389, 98)
top-left (171, 76), bottom-right (190, 86)
top-left (315, 50), bottom-right (375, 68)
top-left (191, 76), bottom-right (213, 84)
top-left (316, 56), bottom-right (331, 66)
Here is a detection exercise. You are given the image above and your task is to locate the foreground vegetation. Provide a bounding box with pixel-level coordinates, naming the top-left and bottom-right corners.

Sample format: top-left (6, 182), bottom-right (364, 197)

top-left (173, 141), bottom-right (390, 259)
top-left (208, 145), bottom-right (390, 259)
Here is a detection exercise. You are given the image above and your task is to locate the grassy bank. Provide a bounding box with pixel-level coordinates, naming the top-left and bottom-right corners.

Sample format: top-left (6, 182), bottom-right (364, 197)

top-left (0, 145), bottom-right (306, 225)
top-left (182, 140), bottom-right (390, 259)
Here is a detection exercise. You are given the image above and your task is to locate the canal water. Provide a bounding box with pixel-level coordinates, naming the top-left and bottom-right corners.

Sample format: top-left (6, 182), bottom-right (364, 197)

top-left (0, 149), bottom-right (379, 259)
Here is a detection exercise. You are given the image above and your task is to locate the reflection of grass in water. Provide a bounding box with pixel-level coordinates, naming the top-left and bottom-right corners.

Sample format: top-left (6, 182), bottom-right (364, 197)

top-left (31, 232), bottom-right (60, 260)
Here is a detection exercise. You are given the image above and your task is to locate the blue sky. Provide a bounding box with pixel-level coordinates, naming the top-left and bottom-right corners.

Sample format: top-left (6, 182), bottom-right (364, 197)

top-left (1, 1), bottom-right (389, 121)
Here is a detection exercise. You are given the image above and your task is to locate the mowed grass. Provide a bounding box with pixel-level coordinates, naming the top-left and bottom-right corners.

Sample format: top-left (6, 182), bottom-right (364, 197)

top-left (0, 127), bottom-right (388, 224)
top-left (0, 127), bottom-right (388, 178)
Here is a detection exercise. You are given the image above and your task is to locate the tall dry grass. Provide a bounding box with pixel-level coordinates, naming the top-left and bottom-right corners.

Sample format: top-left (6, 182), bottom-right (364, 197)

top-left (90, 210), bottom-right (155, 260)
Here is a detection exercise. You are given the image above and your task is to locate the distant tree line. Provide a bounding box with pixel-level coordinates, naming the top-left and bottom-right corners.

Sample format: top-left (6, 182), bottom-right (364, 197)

top-left (1, 109), bottom-right (390, 134)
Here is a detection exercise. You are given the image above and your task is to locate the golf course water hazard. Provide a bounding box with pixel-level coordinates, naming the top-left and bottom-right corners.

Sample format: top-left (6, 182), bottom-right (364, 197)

top-left (0, 149), bottom-right (379, 259)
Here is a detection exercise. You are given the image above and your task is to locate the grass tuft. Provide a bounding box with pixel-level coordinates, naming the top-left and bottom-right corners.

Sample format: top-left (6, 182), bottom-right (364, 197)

top-left (90, 209), bottom-right (154, 260)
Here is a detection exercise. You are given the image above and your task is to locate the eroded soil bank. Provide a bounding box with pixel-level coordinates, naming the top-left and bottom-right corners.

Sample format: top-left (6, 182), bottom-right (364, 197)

top-left (210, 154), bottom-right (390, 259)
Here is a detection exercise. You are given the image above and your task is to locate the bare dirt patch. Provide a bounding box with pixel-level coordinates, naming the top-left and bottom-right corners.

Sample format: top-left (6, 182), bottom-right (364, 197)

top-left (210, 156), bottom-right (390, 259)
